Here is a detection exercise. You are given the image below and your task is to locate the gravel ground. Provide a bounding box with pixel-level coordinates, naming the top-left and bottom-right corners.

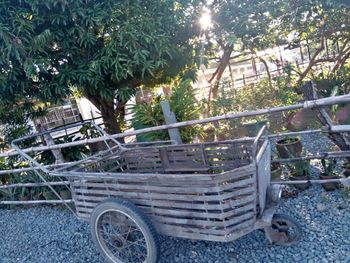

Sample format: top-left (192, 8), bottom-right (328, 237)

top-left (0, 134), bottom-right (349, 263)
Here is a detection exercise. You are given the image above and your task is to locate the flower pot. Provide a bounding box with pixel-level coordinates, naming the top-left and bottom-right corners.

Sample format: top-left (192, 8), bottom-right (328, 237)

top-left (288, 174), bottom-right (310, 190)
top-left (276, 137), bottom-right (302, 158)
top-left (319, 173), bottom-right (339, 191)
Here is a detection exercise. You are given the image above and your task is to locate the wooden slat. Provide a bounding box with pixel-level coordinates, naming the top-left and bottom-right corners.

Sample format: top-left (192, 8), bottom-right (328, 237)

top-left (59, 163), bottom-right (256, 182)
top-left (71, 176), bottom-right (255, 194)
top-left (74, 195), bottom-right (256, 220)
top-left (74, 196), bottom-right (254, 228)
top-left (73, 189), bottom-right (255, 211)
top-left (157, 219), bottom-right (254, 242)
top-left (75, 204), bottom-right (255, 235)
top-left (74, 211), bottom-right (255, 242)
top-left (72, 186), bottom-right (255, 202)
top-left (155, 212), bottom-right (255, 236)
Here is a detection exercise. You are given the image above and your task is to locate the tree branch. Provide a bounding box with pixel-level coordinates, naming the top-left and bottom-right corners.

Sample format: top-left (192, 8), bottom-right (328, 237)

top-left (297, 23), bottom-right (327, 84)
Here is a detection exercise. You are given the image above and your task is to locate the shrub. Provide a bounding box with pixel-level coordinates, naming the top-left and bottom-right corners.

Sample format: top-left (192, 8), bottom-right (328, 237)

top-left (130, 79), bottom-right (203, 143)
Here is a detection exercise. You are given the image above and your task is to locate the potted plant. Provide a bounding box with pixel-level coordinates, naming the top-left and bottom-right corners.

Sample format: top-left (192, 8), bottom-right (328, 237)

top-left (276, 136), bottom-right (302, 158)
top-left (288, 160), bottom-right (310, 190)
top-left (320, 159), bottom-right (339, 191)
top-left (271, 162), bottom-right (282, 181)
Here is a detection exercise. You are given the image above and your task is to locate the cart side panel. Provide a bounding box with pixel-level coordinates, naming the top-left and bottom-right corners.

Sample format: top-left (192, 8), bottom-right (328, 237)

top-left (256, 140), bottom-right (271, 213)
top-left (71, 164), bottom-right (257, 242)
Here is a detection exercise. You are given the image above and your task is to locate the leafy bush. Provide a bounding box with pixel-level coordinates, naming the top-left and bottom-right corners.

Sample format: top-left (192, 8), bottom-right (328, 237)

top-left (204, 77), bottom-right (303, 139)
top-left (130, 79), bottom-right (203, 143)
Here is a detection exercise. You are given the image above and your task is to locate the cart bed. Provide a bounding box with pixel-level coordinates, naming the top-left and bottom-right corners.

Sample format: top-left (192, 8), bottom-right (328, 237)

top-left (52, 138), bottom-right (270, 242)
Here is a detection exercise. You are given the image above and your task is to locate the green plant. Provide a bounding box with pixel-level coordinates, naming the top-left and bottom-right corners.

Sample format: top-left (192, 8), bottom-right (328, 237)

top-left (321, 159), bottom-right (337, 176)
top-left (0, 1), bottom-right (202, 135)
top-left (290, 160), bottom-right (310, 177)
top-left (130, 79), bottom-right (203, 143)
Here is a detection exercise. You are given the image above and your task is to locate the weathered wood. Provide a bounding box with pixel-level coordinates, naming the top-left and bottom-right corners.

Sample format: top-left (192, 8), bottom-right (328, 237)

top-left (72, 187), bottom-right (255, 203)
top-left (53, 163), bottom-right (256, 182)
top-left (161, 100), bottom-right (183, 144)
top-left (74, 195), bottom-right (256, 221)
top-left (71, 176), bottom-right (255, 194)
top-left (73, 188), bottom-right (255, 210)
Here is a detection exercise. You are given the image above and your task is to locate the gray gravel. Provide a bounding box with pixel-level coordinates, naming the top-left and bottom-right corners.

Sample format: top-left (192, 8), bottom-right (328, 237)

top-left (0, 133), bottom-right (349, 263)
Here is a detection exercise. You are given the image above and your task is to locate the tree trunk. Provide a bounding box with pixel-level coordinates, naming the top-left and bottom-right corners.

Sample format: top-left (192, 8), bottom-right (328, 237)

top-left (85, 92), bottom-right (125, 143)
top-left (208, 45), bottom-right (233, 100)
top-left (99, 100), bottom-right (121, 134)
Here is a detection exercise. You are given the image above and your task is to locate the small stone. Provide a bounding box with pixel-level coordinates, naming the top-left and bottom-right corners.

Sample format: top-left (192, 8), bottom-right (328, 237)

top-left (337, 202), bottom-right (348, 210)
top-left (228, 251), bottom-right (238, 260)
top-left (190, 251), bottom-right (198, 258)
top-left (317, 203), bottom-right (327, 212)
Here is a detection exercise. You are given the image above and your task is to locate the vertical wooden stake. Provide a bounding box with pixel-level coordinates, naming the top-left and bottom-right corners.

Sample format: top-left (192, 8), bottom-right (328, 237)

top-left (160, 100), bottom-right (183, 144)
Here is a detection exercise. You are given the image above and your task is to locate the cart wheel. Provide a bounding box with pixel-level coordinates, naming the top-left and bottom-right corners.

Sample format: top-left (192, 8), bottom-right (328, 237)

top-left (270, 213), bottom-right (302, 246)
top-left (90, 198), bottom-right (160, 263)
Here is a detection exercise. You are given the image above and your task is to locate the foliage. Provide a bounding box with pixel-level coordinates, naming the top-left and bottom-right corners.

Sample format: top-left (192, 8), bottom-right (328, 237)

top-left (289, 160), bottom-right (310, 177)
top-left (321, 159), bottom-right (337, 176)
top-left (0, 0), bottom-right (203, 135)
top-left (130, 79), bottom-right (202, 143)
top-left (200, 0), bottom-right (350, 95)
top-left (314, 65), bottom-right (350, 98)
top-left (203, 76), bottom-right (303, 139)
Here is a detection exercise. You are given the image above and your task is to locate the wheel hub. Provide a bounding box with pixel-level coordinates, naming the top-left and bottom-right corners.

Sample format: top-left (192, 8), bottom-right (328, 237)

top-left (112, 236), bottom-right (125, 248)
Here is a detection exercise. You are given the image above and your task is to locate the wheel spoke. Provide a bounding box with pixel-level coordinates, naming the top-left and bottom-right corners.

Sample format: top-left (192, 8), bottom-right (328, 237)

top-left (96, 210), bottom-right (148, 263)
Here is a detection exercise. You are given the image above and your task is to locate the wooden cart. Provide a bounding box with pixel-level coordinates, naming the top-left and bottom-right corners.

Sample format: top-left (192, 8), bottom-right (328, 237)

top-left (12, 123), bottom-right (302, 263)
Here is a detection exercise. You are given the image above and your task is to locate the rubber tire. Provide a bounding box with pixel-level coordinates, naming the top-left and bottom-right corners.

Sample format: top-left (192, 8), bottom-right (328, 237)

top-left (271, 213), bottom-right (302, 246)
top-left (90, 198), bottom-right (160, 263)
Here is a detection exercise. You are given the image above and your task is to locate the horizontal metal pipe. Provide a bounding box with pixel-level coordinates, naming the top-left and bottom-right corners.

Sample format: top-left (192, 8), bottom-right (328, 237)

top-left (0, 181), bottom-right (70, 189)
top-left (273, 151), bottom-right (350, 163)
top-left (0, 95), bottom-right (349, 159)
top-left (0, 200), bottom-right (74, 205)
top-left (0, 162), bottom-right (78, 175)
top-left (272, 177), bottom-right (349, 185)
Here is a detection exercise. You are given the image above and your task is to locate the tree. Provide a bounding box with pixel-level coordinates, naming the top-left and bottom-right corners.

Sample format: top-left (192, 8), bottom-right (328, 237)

top-left (0, 0), bottom-right (202, 139)
top-left (201, 0), bottom-right (350, 98)
top-left (201, 0), bottom-right (280, 99)
top-left (269, 0), bottom-right (350, 84)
